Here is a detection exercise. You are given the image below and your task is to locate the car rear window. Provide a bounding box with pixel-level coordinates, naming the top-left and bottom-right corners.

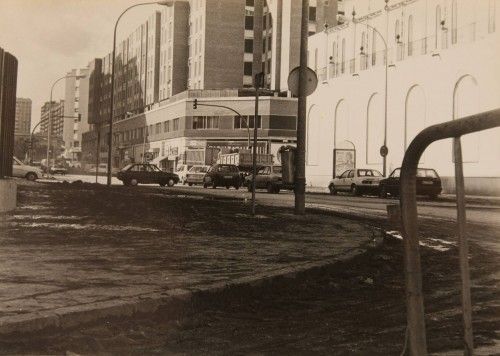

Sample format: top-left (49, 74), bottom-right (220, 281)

top-left (417, 169), bottom-right (438, 178)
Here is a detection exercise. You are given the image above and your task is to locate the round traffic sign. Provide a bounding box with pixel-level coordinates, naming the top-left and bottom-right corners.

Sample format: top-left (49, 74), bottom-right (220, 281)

top-left (144, 152), bottom-right (153, 161)
top-left (380, 145), bottom-right (389, 157)
top-left (287, 66), bottom-right (318, 97)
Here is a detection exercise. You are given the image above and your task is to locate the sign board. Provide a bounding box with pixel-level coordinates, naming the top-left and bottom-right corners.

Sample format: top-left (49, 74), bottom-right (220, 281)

top-left (332, 149), bottom-right (356, 178)
top-left (287, 66), bottom-right (318, 96)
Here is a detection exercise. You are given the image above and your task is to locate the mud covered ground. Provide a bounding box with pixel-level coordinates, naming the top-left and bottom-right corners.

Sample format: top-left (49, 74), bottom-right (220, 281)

top-left (1, 181), bottom-right (499, 355)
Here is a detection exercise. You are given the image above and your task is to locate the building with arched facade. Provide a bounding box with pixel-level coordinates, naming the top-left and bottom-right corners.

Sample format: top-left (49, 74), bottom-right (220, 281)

top-left (306, 0), bottom-right (500, 195)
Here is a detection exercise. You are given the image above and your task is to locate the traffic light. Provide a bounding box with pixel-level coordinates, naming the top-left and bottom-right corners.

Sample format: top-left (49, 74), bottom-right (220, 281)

top-left (193, 98), bottom-right (198, 109)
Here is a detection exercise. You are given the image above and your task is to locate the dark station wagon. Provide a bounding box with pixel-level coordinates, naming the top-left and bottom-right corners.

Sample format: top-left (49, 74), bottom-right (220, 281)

top-left (203, 164), bottom-right (241, 189)
top-left (116, 163), bottom-right (179, 187)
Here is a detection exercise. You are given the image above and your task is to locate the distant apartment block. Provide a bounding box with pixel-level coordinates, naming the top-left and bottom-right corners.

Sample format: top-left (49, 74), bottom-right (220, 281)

top-left (15, 98), bottom-right (31, 135)
top-left (40, 100), bottom-right (65, 138)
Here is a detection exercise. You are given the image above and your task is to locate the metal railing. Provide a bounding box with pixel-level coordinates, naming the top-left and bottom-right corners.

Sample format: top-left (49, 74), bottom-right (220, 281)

top-left (399, 108), bottom-right (500, 355)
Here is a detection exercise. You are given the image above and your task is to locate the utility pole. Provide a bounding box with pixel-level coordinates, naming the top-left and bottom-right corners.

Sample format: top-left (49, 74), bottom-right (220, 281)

top-left (251, 73), bottom-right (263, 216)
top-left (295, 0), bottom-right (309, 215)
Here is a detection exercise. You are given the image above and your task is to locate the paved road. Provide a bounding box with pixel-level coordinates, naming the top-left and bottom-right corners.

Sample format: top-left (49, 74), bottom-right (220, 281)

top-left (50, 174), bottom-right (500, 228)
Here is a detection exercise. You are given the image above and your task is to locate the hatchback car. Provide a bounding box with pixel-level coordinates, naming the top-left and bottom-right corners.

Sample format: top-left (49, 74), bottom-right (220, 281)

top-left (186, 165), bottom-right (210, 186)
top-left (203, 164), bottom-right (241, 189)
top-left (378, 167), bottom-right (442, 199)
top-left (244, 165), bottom-right (293, 194)
top-left (12, 157), bottom-right (42, 181)
top-left (116, 163), bottom-right (179, 187)
top-left (328, 168), bottom-right (384, 196)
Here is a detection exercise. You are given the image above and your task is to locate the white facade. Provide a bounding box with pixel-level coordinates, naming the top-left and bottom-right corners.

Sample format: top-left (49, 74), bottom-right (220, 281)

top-left (306, 0), bottom-right (500, 195)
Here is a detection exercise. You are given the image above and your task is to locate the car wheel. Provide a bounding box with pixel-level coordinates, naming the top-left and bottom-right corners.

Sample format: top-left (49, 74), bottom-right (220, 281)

top-left (266, 183), bottom-right (274, 194)
top-left (188, 182), bottom-right (193, 186)
top-left (25, 172), bottom-right (38, 181)
top-left (167, 178), bottom-right (175, 187)
top-left (203, 183), bottom-right (208, 188)
top-left (130, 178), bottom-right (138, 186)
top-left (379, 185), bottom-right (388, 198)
top-left (212, 182), bottom-right (217, 189)
top-left (351, 184), bottom-right (359, 196)
top-left (159, 181), bottom-right (166, 187)
top-left (328, 184), bottom-right (337, 195)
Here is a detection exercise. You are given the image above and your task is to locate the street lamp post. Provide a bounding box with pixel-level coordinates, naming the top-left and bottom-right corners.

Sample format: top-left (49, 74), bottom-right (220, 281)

top-left (352, 3), bottom-right (390, 176)
top-left (45, 74), bottom-right (84, 174)
top-left (106, 1), bottom-right (173, 186)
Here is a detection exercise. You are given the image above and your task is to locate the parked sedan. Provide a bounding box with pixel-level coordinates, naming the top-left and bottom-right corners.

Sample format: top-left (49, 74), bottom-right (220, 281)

top-left (244, 165), bottom-right (294, 193)
top-left (12, 157), bottom-right (42, 181)
top-left (378, 167), bottom-right (442, 199)
top-left (203, 164), bottom-right (241, 189)
top-left (328, 168), bottom-right (384, 196)
top-left (116, 163), bottom-right (179, 187)
top-left (49, 164), bottom-right (67, 175)
top-left (186, 165), bottom-right (210, 186)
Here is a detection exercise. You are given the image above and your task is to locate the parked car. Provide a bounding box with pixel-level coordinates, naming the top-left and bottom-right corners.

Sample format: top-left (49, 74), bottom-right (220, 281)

top-left (12, 157), bottom-right (42, 181)
top-left (378, 167), bottom-right (442, 199)
top-left (49, 164), bottom-right (67, 175)
top-left (203, 164), bottom-right (241, 189)
top-left (328, 168), bottom-right (384, 196)
top-left (175, 164), bottom-right (191, 184)
top-left (244, 165), bottom-right (293, 194)
top-left (186, 165), bottom-right (210, 186)
top-left (116, 163), bottom-right (179, 187)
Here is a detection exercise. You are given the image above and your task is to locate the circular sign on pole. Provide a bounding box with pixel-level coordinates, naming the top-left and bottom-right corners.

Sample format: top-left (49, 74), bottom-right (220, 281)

top-left (380, 145), bottom-right (389, 157)
top-left (144, 152), bottom-right (153, 162)
top-left (287, 66), bottom-right (318, 97)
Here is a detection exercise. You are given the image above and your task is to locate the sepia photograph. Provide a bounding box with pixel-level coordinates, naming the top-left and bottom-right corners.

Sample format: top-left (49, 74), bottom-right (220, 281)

top-left (0, 0), bottom-right (499, 354)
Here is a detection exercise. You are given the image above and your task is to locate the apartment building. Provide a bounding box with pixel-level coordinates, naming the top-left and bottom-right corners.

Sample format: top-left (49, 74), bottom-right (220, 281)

top-left (40, 100), bottom-right (65, 138)
top-left (63, 68), bottom-right (89, 163)
top-left (14, 98), bottom-right (31, 135)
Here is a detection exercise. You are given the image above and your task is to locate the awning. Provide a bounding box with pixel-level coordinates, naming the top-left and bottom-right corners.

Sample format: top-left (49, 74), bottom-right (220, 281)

top-left (150, 154), bottom-right (168, 165)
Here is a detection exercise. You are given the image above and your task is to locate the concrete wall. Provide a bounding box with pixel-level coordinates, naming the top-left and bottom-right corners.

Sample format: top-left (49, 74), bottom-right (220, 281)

top-left (306, 0), bottom-right (500, 195)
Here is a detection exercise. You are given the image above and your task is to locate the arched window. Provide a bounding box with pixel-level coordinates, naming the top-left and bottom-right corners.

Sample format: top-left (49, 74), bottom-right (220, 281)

top-left (453, 75), bottom-right (480, 162)
top-left (331, 41), bottom-right (337, 77)
top-left (366, 93), bottom-right (383, 164)
top-left (435, 5), bottom-right (441, 49)
top-left (306, 105), bottom-right (319, 165)
top-left (489, 0), bottom-right (496, 33)
top-left (408, 15), bottom-right (414, 56)
top-left (451, 0), bottom-right (458, 44)
top-left (405, 85), bottom-right (426, 152)
top-left (372, 30), bottom-right (377, 65)
top-left (341, 38), bottom-right (346, 73)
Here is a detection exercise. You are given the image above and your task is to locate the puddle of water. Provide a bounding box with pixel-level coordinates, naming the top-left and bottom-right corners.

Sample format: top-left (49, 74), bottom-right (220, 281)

top-left (385, 231), bottom-right (451, 252)
top-left (6, 221), bottom-right (161, 232)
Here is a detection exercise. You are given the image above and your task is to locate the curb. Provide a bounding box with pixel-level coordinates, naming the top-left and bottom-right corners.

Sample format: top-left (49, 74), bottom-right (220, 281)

top-left (0, 240), bottom-right (380, 336)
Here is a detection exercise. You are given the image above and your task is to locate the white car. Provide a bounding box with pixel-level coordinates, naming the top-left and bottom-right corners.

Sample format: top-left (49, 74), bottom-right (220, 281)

top-left (328, 168), bottom-right (383, 196)
top-left (12, 157), bottom-right (42, 181)
top-left (175, 164), bottom-right (191, 184)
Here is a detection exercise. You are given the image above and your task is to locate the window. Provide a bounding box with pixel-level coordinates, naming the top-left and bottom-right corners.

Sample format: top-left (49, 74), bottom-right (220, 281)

top-left (164, 120), bottom-right (170, 132)
top-left (245, 16), bottom-right (254, 30)
top-left (408, 15), bottom-right (414, 56)
top-left (173, 118), bottom-right (179, 131)
top-left (192, 116), bottom-right (219, 129)
top-left (155, 123), bottom-right (161, 134)
top-left (245, 39), bottom-right (253, 53)
top-left (246, 0), bottom-right (254, 6)
top-left (244, 61), bottom-right (253, 76)
top-left (268, 36), bottom-right (272, 51)
top-left (263, 15), bottom-right (267, 30)
top-left (309, 6), bottom-right (317, 21)
top-left (348, 170), bottom-right (354, 178)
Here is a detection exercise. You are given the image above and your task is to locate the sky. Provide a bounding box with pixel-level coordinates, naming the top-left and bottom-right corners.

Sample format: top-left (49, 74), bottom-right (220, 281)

top-left (0, 0), bottom-right (168, 131)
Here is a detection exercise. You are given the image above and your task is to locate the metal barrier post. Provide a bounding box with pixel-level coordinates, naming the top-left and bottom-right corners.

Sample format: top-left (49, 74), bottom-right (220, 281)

top-left (400, 108), bottom-right (500, 355)
top-left (453, 137), bottom-right (474, 355)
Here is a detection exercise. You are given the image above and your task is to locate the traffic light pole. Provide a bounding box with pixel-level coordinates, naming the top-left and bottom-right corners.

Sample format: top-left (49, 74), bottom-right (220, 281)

top-left (295, 0), bottom-right (309, 215)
